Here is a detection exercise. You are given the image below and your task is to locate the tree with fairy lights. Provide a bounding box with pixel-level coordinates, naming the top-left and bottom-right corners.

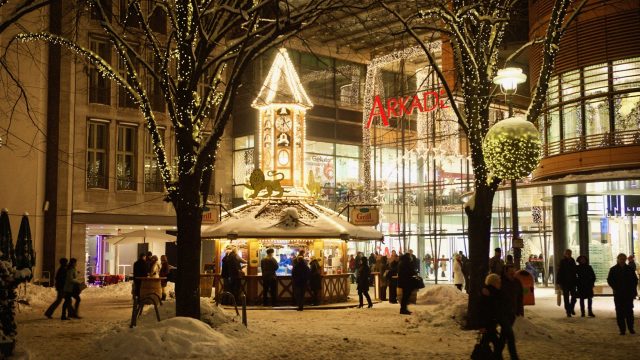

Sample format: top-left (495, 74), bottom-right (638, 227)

top-left (379, 0), bottom-right (587, 327)
top-left (17, 0), bottom-right (345, 319)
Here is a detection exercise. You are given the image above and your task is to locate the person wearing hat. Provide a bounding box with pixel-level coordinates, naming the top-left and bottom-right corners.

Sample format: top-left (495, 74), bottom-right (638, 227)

top-left (489, 248), bottom-right (504, 275)
top-left (261, 248), bottom-right (279, 307)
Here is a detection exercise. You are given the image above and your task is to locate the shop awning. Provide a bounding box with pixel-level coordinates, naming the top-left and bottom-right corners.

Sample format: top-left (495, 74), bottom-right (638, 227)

top-left (107, 229), bottom-right (175, 245)
top-left (201, 200), bottom-right (383, 242)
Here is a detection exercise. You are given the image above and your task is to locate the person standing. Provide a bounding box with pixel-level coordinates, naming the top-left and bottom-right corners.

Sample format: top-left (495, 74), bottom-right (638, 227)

top-left (489, 248), bottom-right (504, 275)
top-left (439, 255), bottom-right (447, 278)
top-left (261, 248), bottom-right (279, 307)
top-left (309, 257), bottom-right (322, 306)
top-left (375, 255), bottom-right (389, 301)
top-left (145, 251), bottom-right (153, 273)
top-left (291, 250), bottom-right (309, 311)
top-left (222, 248), bottom-right (242, 302)
top-left (423, 254), bottom-right (432, 278)
top-left (607, 253), bottom-right (638, 335)
top-left (348, 254), bottom-right (356, 284)
top-left (397, 252), bottom-right (417, 315)
top-left (408, 249), bottom-right (418, 273)
top-left (387, 252), bottom-right (399, 304)
top-left (356, 257), bottom-right (373, 308)
top-left (148, 255), bottom-right (160, 277)
top-left (557, 249), bottom-right (578, 317)
top-left (132, 253), bottom-right (147, 300)
top-left (575, 255), bottom-right (596, 317)
top-left (453, 254), bottom-right (464, 290)
top-left (159, 255), bottom-right (172, 301)
top-left (501, 265), bottom-right (524, 320)
top-left (62, 258), bottom-right (81, 320)
top-left (45, 258), bottom-right (68, 319)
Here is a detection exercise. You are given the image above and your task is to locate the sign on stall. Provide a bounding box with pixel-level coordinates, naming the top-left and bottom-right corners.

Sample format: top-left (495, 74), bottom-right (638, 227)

top-left (202, 207), bottom-right (219, 224)
top-left (350, 207), bottom-right (380, 226)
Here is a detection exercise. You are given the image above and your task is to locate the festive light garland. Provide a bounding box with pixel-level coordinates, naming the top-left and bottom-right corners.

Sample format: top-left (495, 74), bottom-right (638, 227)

top-left (482, 116), bottom-right (542, 180)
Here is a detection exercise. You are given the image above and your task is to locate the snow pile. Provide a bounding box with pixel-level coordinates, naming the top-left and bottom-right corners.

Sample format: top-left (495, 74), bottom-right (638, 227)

top-left (413, 285), bottom-right (468, 326)
top-left (512, 316), bottom-right (553, 340)
top-left (139, 297), bottom-right (238, 330)
top-left (17, 283), bottom-right (57, 308)
top-left (98, 317), bottom-right (230, 360)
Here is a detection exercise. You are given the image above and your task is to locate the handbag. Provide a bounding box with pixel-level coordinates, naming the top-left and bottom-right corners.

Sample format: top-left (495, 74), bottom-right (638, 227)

top-left (413, 275), bottom-right (425, 289)
top-left (470, 333), bottom-right (492, 360)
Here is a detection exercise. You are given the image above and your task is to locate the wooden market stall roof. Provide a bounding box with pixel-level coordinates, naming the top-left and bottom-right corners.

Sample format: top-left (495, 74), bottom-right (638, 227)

top-left (201, 199), bottom-right (383, 241)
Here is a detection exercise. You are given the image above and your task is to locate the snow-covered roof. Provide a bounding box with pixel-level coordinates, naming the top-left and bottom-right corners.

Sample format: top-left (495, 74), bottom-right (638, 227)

top-left (251, 48), bottom-right (313, 109)
top-left (201, 199), bottom-right (383, 242)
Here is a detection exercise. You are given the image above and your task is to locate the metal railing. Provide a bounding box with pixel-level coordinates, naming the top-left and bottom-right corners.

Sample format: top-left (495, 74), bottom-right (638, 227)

top-left (544, 129), bottom-right (640, 157)
top-left (214, 291), bottom-right (247, 328)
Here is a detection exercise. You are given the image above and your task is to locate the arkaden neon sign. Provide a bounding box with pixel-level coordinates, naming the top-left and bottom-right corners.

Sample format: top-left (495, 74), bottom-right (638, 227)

top-left (366, 89), bottom-right (449, 128)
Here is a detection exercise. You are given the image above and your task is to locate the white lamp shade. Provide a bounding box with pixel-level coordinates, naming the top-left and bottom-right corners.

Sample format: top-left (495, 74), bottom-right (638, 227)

top-left (493, 67), bottom-right (527, 94)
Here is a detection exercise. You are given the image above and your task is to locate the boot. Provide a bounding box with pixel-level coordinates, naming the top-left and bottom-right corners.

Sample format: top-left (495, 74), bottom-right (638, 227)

top-left (588, 311), bottom-right (595, 317)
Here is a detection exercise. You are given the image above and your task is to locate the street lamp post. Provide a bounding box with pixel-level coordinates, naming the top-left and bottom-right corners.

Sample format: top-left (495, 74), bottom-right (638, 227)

top-left (493, 67), bottom-right (527, 268)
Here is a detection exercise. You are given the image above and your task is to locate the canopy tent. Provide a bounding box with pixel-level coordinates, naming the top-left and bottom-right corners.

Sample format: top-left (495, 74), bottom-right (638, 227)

top-left (107, 229), bottom-right (175, 246)
top-left (0, 209), bottom-right (14, 263)
top-left (15, 213), bottom-right (35, 271)
top-left (201, 200), bottom-right (383, 242)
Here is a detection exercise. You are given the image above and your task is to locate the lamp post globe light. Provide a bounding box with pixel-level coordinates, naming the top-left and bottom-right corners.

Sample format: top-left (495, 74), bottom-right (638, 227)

top-left (489, 66), bottom-right (531, 269)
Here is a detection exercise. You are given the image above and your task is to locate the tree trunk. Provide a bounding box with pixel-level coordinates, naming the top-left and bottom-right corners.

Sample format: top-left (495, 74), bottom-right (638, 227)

top-left (465, 185), bottom-right (495, 329)
top-left (174, 175), bottom-right (203, 319)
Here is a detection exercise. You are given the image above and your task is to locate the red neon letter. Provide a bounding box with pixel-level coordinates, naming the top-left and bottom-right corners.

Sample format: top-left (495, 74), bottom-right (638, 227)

top-left (366, 95), bottom-right (389, 128)
top-left (423, 91), bottom-right (438, 112)
top-left (406, 95), bottom-right (424, 115)
top-left (439, 89), bottom-right (450, 109)
top-left (386, 98), bottom-right (399, 118)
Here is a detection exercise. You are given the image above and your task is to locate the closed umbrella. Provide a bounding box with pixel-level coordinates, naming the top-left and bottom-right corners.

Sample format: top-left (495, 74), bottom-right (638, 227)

top-left (15, 213), bottom-right (35, 272)
top-left (0, 209), bottom-right (14, 264)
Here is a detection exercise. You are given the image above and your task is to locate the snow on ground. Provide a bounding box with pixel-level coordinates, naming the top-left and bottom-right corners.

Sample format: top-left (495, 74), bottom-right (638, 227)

top-left (13, 282), bottom-right (640, 359)
top-left (98, 317), bottom-right (230, 360)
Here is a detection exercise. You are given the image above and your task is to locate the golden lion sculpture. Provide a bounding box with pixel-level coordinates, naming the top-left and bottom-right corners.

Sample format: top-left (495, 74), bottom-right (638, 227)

top-left (244, 169), bottom-right (285, 198)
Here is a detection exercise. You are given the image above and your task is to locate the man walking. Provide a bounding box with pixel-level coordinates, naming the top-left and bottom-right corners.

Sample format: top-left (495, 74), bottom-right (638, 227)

top-left (45, 258), bottom-right (68, 319)
top-left (557, 249), bottom-right (578, 317)
top-left (261, 248), bottom-right (279, 307)
top-left (607, 253), bottom-right (638, 335)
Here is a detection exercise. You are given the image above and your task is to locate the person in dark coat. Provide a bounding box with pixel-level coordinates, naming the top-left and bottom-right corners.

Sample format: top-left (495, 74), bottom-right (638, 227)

top-left (62, 258), bottom-right (82, 320)
top-left (576, 255), bottom-right (596, 317)
top-left (397, 253), bottom-right (417, 315)
top-left (291, 250), bottom-right (310, 311)
top-left (309, 258), bottom-right (322, 306)
top-left (222, 248), bottom-right (242, 302)
top-left (261, 248), bottom-right (279, 307)
top-left (368, 253), bottom-right (376, 267)
top-left (607, 253), bottom-right (638, 335)
top-left (132, 253), bottom-right (148, 299)
top-left (556, 249), bottom-right (577, 317)
top-left (387, 252), bottom-right (399, 304)
top-left (501, 265), bottom-right (524, 323)
top-left (479, 273), bottom-right (519, 360)
top-left (45, 258), bottom-right (68, 319)
top-left (356, 257), bottom-right (373, 308)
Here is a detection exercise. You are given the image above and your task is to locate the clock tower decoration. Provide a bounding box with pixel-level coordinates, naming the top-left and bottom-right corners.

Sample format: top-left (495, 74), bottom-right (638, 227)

top-left (252, 48), bottom-right (313, 188)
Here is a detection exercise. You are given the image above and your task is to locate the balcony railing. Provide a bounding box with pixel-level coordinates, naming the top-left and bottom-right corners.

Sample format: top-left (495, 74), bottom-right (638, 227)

top-left (544, 129), bottom-right (640, 157)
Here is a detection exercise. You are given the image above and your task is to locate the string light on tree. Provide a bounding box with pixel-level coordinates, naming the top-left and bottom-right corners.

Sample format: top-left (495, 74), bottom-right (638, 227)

top-left (482, 116), bottom-right (542, 180)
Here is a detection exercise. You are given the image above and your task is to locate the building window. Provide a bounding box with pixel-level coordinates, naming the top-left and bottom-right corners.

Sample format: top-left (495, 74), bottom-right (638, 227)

top-left (144, 129), bottom-right (164, 192)
top-left (118, 47), bottom-right (139, 109)
top-left (233, 135), bottom-right (255, 198)
top-left (149, 2), bottom-right (166, 34)
top-left (544, 57), bottom-right (640, 155)
top-left (87, 121), bottom-right (109, 189)
top-left (119, 0), bottom-right (141, 28)
top-left (116, 124), bottom-right (137, 190)
top-left (90, 0), bottom-right (113, 21)
top-left (88, 37), bottom-right (111, 105)
top-left (147, 52), bottom-right (165, 112)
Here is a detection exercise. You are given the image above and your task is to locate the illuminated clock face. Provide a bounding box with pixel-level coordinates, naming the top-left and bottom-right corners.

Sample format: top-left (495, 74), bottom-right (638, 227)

top-left (278, 150), bottom-right (289, 166)
top-left (275, 116), bottom-right (292, 132)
